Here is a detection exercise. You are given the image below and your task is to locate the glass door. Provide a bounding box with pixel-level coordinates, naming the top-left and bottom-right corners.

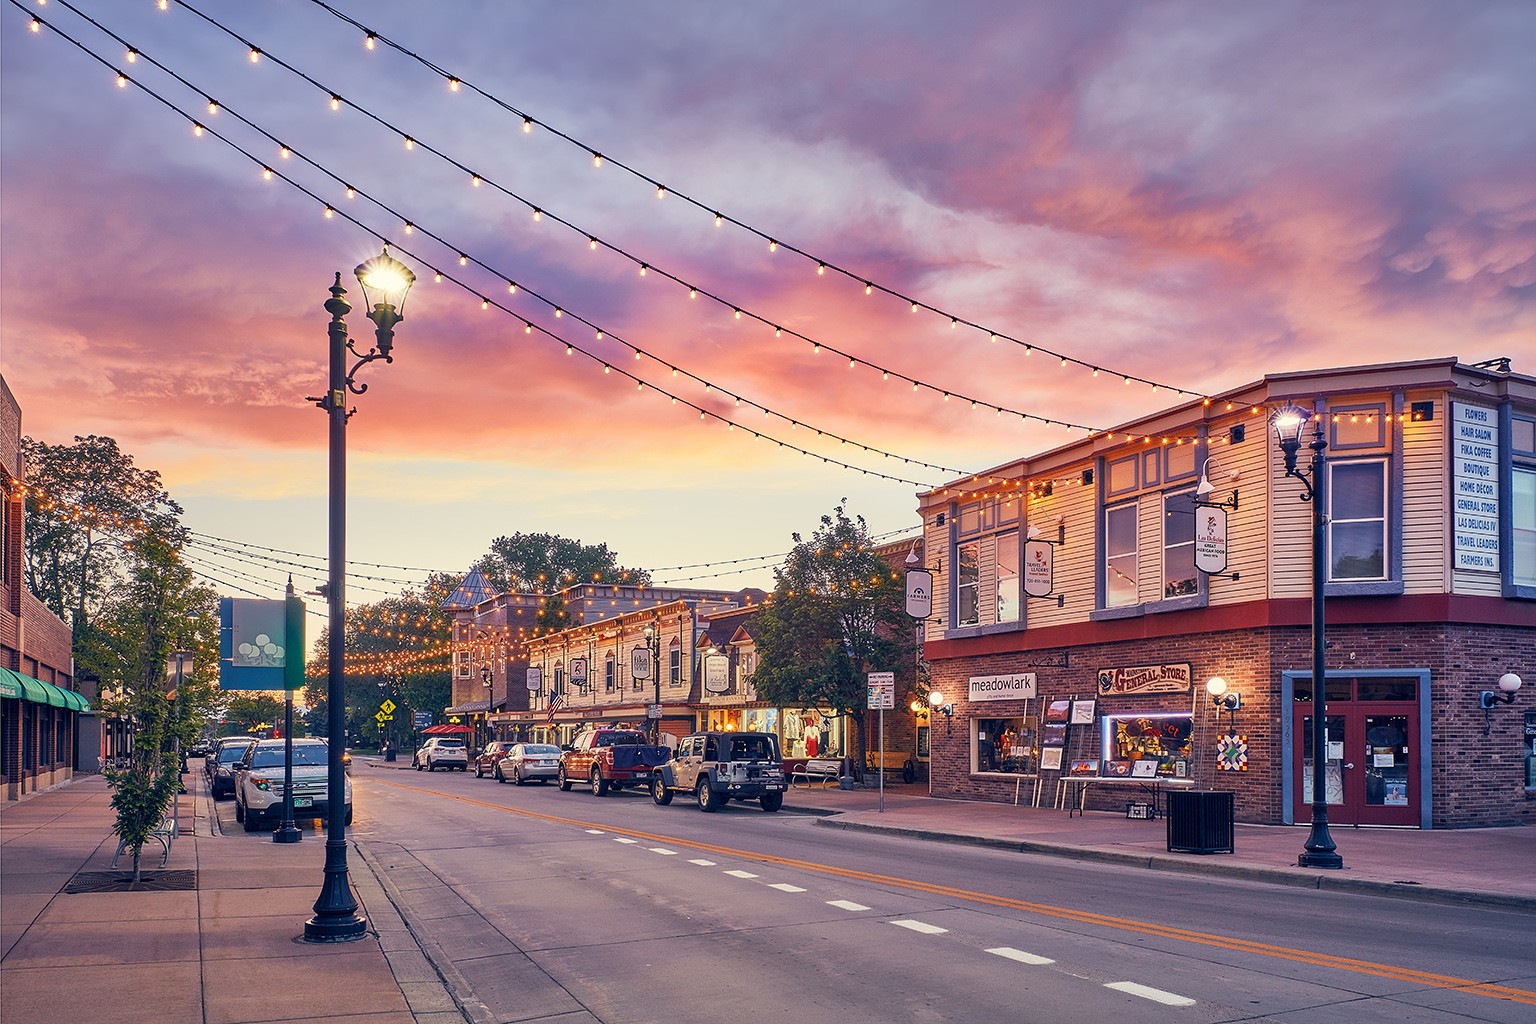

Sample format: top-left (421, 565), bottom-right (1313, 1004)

top-left (1291, 675), bottom-right (1421, 827)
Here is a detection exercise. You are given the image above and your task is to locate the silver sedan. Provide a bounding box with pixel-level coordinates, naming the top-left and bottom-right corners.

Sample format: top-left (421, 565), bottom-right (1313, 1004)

top-left (495, 743), bottom-right (563, 785)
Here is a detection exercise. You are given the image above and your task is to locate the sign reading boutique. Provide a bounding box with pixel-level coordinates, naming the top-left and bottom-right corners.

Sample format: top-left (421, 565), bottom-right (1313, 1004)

top-left (968, 673), bottom-right (1037, 702)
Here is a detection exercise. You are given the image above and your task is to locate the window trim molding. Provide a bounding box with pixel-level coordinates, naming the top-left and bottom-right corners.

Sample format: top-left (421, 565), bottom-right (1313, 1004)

top-left (1502, 401), bottom-right (1536, 600)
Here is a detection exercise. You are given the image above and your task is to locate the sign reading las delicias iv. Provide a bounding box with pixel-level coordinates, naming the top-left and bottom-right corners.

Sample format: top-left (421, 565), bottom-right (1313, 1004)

top-left (1194, 505), bottom-right (1228, 575)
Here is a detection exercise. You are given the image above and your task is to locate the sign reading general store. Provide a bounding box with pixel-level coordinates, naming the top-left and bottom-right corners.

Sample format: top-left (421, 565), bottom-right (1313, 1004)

top-left (1096, 663), bottom-right (1192, 696)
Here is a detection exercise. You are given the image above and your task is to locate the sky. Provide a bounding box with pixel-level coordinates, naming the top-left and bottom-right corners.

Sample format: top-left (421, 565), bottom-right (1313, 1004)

top-left (3, 0), bottom-right (1533, 603)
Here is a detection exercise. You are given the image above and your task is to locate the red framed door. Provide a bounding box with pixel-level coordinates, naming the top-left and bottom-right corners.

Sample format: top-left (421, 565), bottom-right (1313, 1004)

top-left (1292, 685), bottom-right (1419, 827)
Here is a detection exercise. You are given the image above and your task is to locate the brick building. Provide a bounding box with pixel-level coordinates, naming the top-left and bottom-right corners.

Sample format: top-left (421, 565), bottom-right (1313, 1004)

top-left (916, 357), bottom-right (1533, 829)
top-left (0, 375), bottom-right (86, 800)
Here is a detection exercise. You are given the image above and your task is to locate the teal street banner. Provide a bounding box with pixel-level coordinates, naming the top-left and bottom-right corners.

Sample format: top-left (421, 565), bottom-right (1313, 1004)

top-left (218, 596), bottom-right (306, 691)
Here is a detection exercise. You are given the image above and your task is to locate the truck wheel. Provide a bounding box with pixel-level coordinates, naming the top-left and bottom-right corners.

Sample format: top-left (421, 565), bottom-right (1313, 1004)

top-left (652, 774), bottom-right (673, 806)
top-left (234, 798), bottom-right (245, 823)
top-left (242, 807), bottom-right (260, 832)
top-left (760, 792), bottom-right (783, 812)
top-left (557, 766), bottom-right (572, 791)
top-left (475, 763), bottom-right (484, 778)
top-left (696, 779), bottom-right (721, 813)
top-left (591, 767), bottom-right (610, 797)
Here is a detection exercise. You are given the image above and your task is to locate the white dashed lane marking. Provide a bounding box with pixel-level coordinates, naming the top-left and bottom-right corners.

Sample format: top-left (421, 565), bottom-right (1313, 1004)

top-left (583, 829), bottom-right (604, 834)
top-left (985, 947), bottom-right (1054, 966)
top-left (827, 900), bottom-right (869, 912)
top-left (891, 920), bottom-right (948, 935)
top-left (613, 837), bottom-right (638, 844)
top-left (687, 859), bottom-right (716, 866)
top-left (724, 869), bottom-right (759, 879)
top-left (648, 847), bottom-right (678, 855)
top-left (1104, 982), bottom-right (1196, 1007)
top-left (768, 883), bottom-right (806, 893)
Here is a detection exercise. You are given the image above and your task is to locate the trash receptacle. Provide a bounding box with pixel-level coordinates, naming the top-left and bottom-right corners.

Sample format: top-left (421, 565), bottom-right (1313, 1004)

top-left (384, 744), bottom-right (397, 763)
top-left (1165, 790), bottom-right (1234, 854)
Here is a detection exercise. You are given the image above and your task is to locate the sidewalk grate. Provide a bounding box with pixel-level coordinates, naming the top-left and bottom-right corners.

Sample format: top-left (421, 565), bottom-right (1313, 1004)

top-left (64, 870), bottom-right (198, 893)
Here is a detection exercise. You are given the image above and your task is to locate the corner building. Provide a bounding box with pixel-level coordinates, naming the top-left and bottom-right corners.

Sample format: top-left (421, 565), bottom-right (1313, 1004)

top-left (917, 357), bottom-right (1533, 828)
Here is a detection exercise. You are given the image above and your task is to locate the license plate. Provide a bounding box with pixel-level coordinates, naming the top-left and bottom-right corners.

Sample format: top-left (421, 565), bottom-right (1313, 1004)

top-left (293, 797), bottom-right (313, 808)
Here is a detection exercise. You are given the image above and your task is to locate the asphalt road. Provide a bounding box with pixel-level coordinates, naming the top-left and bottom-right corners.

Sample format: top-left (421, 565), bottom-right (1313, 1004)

top-left (216, 767), bottom-right (1536, 1023)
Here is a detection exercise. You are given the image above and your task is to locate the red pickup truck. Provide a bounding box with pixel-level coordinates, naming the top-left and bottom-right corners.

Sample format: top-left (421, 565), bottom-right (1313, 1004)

top-left (557, 728), bottom-right (671, 796)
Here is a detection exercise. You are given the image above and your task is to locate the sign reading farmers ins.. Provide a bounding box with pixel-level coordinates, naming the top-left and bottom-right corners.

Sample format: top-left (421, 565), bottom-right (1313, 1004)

top-left (1097, 663), bottom-right (1192, 696)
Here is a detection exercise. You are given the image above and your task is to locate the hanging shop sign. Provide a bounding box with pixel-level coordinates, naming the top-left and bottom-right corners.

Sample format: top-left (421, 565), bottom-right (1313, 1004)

top-left (1451, 402), bottom-right (1500, 574)
top-left (1194, 505), bottom-right (1228, 575)
top-left (1022, 539), bottom-right (1054, 597)
top-left (704, 654), bottom-right (730, 694)
top-left (630, 646), bottom-right (652, 679)
top-left (218, 595), bottom-right (305, 691)
top-left (569, 658), bottom-right (588, 685)
top-left (967, 673), bottom-right (1037, 702)
top-left (526, 666), bottom-right (542, 692)
top-left (1096, 663), bottom-right (1192, 696)
top-left (905, 568), bottom-right (933, 619)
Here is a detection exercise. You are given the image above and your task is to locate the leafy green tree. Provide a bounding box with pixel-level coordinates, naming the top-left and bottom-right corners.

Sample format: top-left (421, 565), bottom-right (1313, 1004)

top-left (750, 502), bottom-right (912, 772)
top-left (222, 692), bottom-right (284, 734)
top-left (21, 435), bottom-right (182, 633)
top-left (473, 533), bottom-right (650, 633)
top-left (94, 532), bottom-right (214, 880)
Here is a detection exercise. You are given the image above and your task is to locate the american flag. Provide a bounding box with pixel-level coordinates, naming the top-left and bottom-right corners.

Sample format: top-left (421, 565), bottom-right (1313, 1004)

top-left (546, 691), bottom-right (565, 724)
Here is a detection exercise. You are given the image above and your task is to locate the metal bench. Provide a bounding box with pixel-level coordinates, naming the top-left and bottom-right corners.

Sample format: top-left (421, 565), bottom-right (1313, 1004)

top-left (866, 751), bottom-right (916, 783)
top-left (111, 815), bottom-right (174, 869)
top-left (790, 758), bottom-right (843, 788)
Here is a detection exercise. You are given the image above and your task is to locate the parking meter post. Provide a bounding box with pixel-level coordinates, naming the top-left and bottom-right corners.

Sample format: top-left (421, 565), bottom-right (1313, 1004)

top-left (274, 691), bottom-right (301, 844)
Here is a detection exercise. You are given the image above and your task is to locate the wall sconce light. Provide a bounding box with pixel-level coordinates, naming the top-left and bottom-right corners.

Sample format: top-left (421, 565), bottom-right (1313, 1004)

top-left (1196, 459), bottom-right (1240, 509)
top-left (1025, 516), bottom-right (1066, 545)
top-left (910, 699), bottom-right (929, 723)
top-left (928, 690), bottom-right (955, 734)
top-left (1479, 672), bottom-right (1522, 735)
top-left (1206, 676), bottom-right (1241, 731)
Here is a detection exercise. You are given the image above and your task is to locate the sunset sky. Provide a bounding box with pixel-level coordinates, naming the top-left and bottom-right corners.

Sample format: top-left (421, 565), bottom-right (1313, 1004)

top-left (3, 1), bottom-right (1532, 602)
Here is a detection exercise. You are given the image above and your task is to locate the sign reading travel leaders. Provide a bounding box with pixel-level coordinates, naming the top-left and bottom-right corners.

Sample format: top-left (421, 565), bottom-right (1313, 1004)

top-left (1194, 505), bottom-right (1228, 575)
top-left (1022, 540), bottom-right (1053, 597)
top-left (905, 568), bottom-right (933, 619)
top-left (968, 672), bottom-right (1036, 702)
top-left (1451, 402), bottom-right (1501, 574)
top-left (867, 671), bottom-right (895, 710)
top-left (526, 666), bottom-right (542, 692)
top-left (218, 595), bottom-right (305, 691)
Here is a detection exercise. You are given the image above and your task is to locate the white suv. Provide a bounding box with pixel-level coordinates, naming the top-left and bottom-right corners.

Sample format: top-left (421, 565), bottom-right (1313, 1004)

top-left (234, 739), bottom-right (352, 832)
top-left (414, 737), bottom-right (469, 772)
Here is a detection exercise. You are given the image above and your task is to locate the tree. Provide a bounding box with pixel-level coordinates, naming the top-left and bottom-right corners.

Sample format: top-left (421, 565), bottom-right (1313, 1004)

top-left (473, 533), bottom-right (650, 633)
top-left (22, 435), bottom-right (183, 633)
top-left (750, 502), bottom-right (912, 773)
top-left (94, 532), bottom-right (216, 881)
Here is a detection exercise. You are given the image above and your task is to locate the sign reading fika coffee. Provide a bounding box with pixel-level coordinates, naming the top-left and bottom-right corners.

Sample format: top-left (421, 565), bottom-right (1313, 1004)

top-left (1451, 403), bottom-right (1500, 574)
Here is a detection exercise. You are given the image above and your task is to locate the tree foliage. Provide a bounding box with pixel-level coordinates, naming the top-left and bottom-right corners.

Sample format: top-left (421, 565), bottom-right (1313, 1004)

top-left (750, 502), bottom-right (911, 767)
top-left (473, 532), bottom-right (650, 633)
top-left (22, 435), bottom-right (183, 633)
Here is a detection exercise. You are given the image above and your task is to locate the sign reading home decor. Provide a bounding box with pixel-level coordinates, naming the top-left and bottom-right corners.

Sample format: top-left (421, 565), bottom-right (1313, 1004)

top-left (968, 672), bottom-right (1037, 702)
top-left (1096, 663), bottom-right (1192, 696)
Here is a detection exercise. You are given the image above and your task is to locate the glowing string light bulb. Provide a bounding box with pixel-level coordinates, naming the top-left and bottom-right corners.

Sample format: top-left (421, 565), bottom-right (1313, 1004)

top-left (30, 17), bottom-right (41, 32)
top-left (403, 136), bottom-right (414, 150)
top-left (192, 122), bottom-right (204, 137)
top-left (364, 32), bottom-right (376, 50)
top-left (448, 78), bottom-right (461, 92)
top-left (522, 117), bottom-right (532, 133)
top-left (116, 72), bottom-right (127, 87)
top-left (207, 99), bottom-right (219, 115)
top-left (126, 49), bottom-right (138, 63)
top-left (329, 94), bottom-right (340, 111)
top-left (249, 47), bottom-right (261, 63)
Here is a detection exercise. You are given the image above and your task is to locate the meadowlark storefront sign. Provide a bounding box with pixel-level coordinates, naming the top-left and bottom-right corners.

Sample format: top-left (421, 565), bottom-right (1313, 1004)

top-left (1096, 663), bottom-right (1192, 696)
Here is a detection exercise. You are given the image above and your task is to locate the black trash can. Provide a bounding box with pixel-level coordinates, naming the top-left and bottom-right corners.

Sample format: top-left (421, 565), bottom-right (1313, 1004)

top-left (1165, 790), bottom-right (1234, 854)
top-left (384, 744), bottom-right (397, 763)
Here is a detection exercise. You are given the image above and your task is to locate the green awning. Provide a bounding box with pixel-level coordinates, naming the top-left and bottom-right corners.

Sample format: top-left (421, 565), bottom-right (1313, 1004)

top-left (0, 667), bottom-right (90, 711)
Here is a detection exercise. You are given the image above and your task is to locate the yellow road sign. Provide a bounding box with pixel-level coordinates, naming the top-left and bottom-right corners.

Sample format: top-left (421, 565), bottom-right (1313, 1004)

top-left (380, 699), bottom-right (397, 715)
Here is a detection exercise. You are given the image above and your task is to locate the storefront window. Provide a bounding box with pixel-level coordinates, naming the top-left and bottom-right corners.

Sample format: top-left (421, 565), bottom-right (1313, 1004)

top-left (741, 708), bottom-right (779, 735)
top-left (973, 716), bottom-right (1036, 774)
top-left (784, 709), bottom-right (844, 759)
top-left (1099, 712), bottom-right (1193, 778)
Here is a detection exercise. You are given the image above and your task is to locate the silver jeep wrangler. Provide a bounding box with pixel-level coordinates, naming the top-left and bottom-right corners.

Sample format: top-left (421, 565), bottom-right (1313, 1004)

top-left (651, 731), bottom-right (787, 812)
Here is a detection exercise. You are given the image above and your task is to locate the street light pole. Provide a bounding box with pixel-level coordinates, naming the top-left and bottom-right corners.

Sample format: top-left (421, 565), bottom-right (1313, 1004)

top-left (304, 249), bottom-right (416, 942)
top-left (481, 665), bottom-right (493, 750)
top-left (1273, 403), bottom-right (1343, 870)
top-left (645, 621), bottom-right (662, 744)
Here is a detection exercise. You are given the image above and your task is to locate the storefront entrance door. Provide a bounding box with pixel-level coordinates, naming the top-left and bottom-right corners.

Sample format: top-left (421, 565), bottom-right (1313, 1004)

top-left (1290, 675), bottom-right (1421, 827)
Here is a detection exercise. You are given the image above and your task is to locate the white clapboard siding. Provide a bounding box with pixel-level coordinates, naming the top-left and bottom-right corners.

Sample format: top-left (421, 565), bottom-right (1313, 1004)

top-left (1207, 428), bottom-right (1269, 606)
top-left (1401, 396), bottom-right (1449, 594)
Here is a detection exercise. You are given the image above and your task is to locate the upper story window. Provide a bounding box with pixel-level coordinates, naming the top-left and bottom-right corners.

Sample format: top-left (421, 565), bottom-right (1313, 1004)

top-left (956, 542), bottom-right (981, 626)
top-left (604, 651), bottom-right (615, 692)
top-left (1163, 489), bottom-right (1199, 597)
top-left (1330, 460), bottom-right (1387, 581)
top-left (669, 639), bottom-right (682, 685)
top-left (949, 496), bottom-right (1024, 633)
top-left (1104, 504), bottom-right (1138, 607)
top-left (553, 663), bottom-right (564, 696)
top-left (1512, 415), bottom-right (1536, 591)
top-left (996, 531), bottom-right (1020, 624)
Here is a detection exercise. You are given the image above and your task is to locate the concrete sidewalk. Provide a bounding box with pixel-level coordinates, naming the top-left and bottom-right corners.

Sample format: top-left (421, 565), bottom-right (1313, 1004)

top-left (0, 772), bottom-right (468, 1024)
top-left (4, 766), bottom-right (1530, 1024)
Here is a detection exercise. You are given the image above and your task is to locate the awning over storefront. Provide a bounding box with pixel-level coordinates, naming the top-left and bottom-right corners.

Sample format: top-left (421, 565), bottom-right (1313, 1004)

top-left (0, 668), bottom-right (91, 711)
top-left (443, 700), bottom-right (490, 716)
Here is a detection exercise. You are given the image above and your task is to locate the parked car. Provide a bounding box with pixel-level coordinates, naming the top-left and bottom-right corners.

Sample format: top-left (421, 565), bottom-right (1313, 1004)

top-left (188, 738), bottom-right (216, 759)
top-left (473, 741), bottom-right (514, 778)
top-left (233, 738), bottom-right (352, 832)
top-left (207, 736), bottom-right (258, 799)
top-left (494, 743), bottom-right (562, 785)
top-left (413, 736), bottom-right (469, 771)
top-left (651, 731), bottom-right (787, 812)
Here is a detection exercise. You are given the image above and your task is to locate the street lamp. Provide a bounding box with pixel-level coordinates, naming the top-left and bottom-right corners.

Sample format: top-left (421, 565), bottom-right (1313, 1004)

top-left (481, 665), bottom-right (493, 748)
top-left (1272, 402), bottom-right (1343, 870)
top-left (644, 622), bottom-right (662, 743)
top-left (304, 247), bottom-right (415, 943)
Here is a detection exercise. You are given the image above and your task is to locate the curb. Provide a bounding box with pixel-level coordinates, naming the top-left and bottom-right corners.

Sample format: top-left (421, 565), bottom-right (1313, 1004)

top-left (809, 815), bottom-right (1536, 912)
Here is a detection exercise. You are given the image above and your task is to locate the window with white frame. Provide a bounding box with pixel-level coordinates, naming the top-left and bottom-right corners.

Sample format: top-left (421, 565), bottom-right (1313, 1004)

top-left (669, 639), bottom-right (682, 685)
top-left (604, 651), bottom-right (615, 692)
top-left (1329, 460), bottom-right (1387, 581)
top-left (1163, 489), bottom-right (1198, 598)
top-left (996, 531), bottom-right (1020, 623)
top-left (956, 541), bottom-right (981, 626)
top-left (1514, 464), bottom-right (1535, 587)
top-left (1104, 503), bottom-right (1138, 607)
